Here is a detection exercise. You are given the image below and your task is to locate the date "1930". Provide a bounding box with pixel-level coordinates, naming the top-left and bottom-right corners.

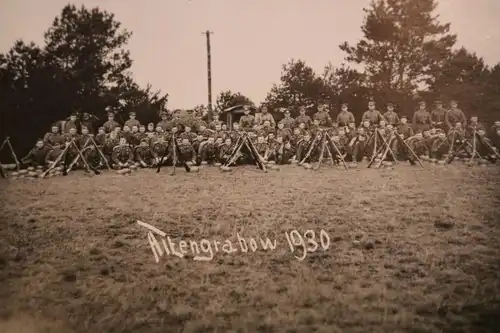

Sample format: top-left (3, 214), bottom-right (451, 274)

top-left (284, 229), bottom-right (331, 261)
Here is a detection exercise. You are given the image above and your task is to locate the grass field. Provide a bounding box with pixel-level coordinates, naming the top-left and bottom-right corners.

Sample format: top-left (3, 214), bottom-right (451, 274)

top-left (1, 163), bottom-right (500, 333)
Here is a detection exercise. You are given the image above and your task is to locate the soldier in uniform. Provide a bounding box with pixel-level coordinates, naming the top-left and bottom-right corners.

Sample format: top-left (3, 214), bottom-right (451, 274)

top-left (200, 136), bottom-right (218, 164)
top-left (151, 135), bottom-right (169, 166)
top-left (313, 104), bottom-right (333, 127)
top-left (180, 125), bottom-right (197, 143)
top-left (309, 119), bottom-right (322, 137)
top-left (430, 131), bottom-right (450, 162)
top-left (261, 120), bottom-right (275, 137)
top-left (296, 132), bottom-right (313, 162)
top-left (124, 111), bottom-right (141, 129)
top-left (346, 121), bottom-right (357, 141)
top-left (208, 112), bottom-right (223, 130)
top-left (336, 102), bottom-right (355, 127)
top-left (22, 139), bottom-right (51, 168)
top-left (168, 110), bottom-right (185, 132)
top-left (276, 122), bottom-right (291, 141)
top-left (445, 100), bottom-right (467, 132)
top-left (184, 109), bottom-right (198, 130)
top-left (361, 100), bottom-right (384, 126)
top-left (383, 102), bottom-right (400, 126)
top-left (102, 131), bottom-right (120, 163)
top-left (466, 115), bottom-right (486, 138)
top-left (289, 127), bottom-right (303, 147)
top-left (134, 139), bottom-right (153, 168)
top-left (121, 125), bottom-right (136, 145)
top-left (412, 101), bottom-right (431, 134)
top-left (278, 138), bottom-right (296, 165)
top-left (396, 115), bottom-right (413, 140)
top-left (253, 135), bottom-right (268, 159)
top-left (295, 106), bottom-right (312, 128)
top-left (255, 105), bottom-right (276, 127)
top-left (43, 125), bottom-right (65, 149)
top-left (347, 129), bottom-right (367, 162)
top-left (239, 106), bottom-right (255, 130)
top-left (77, 126), bottom-right (93, 150)
top-left (359, 120), bottom-right (374, 136)
top-left (178, 138), bottom-right (197, 165)
top-left (279, 109), bottom-right (295, 129)
top-left (156, 111), bottom-right (170, 132)
top-left (63, 112), bottom-right (80, 134)
top-left (103, 111), bottom-right (120, 133)
top-left (430, 100), bottom-right (447, 130)
top-left (111, 137), bottom-right (134, 169)
top-left (218, 138), bottom-right (234, 164)
top-left (213, 123), bottom-right (226, 141)
top-left (81, 112), bottom-right (99, 134)
top-left (95, 127), bottom-right (107, 146)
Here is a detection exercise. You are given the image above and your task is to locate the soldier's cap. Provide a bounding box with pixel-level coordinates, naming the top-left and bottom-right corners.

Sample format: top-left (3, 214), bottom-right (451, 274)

top-left (419, 101), bottom-right (426, 105)
top-left (107, 111), bottom-right (116, 116)
top-left (341, 102), bottom-right (348, 106)
top-left (284, 109), bottom-right (290, 113)
top-left (186, 109), bottom-right (193, 113)
top-left (368, 98), bottom-right (375, 103)
top-left (70, 111), bottom-right (79, 116)
top-left (129, 111), bottom-right (136, 115)
top-left (387, 102), bottom-right (394, 107)
top-left (160, 111), bottom-right (167, 116)
top-left (400, 115), bottom-right (407, 119)
top-left (434, 100), bottom-right (442, 104)
top-left (450, 99), bottom-right (457, 103)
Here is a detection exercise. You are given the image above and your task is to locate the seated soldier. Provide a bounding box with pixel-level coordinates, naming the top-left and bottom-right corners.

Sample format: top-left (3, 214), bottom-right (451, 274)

top-left (490, 124), bottom-right (500, 151)
top-left (279, 140), bottom-right (296, 165)
top-left (276, 122), bottom-right (291, 142)
top-left (95, 127), bottom-right (107, 146)
top-left (135, 139), bottom-right (154, 167)
top-left (347, 130), bottom-right (367, 162)
top-left (430, 131), bottom-right (449, 161)
top-left (136, 125), bottom-right (147, 142)
top-left (111, 137), bottom-right (134, 169)
top-left (476, 128), bottom-right (497, 162)
top-left (200, 136), bottom-right (218, 165)
top-left (296, 132), bottom-right (313, 163)
top-left (262, 120), bottom-right (275, 137)
top-left (43, 125), bottom-right (65, 149)
top-left (407, 132), bottom-right (428, 158)
top-left (82, 143), bottom-right (105, 169)
top-left (155, 125), bottom-right (164, 136)
top-left (290, 127), bottom-right (303, 147)
top-left (146, 123), bottom-right (155, 134)
top-left (219, 138), bottom-right (233, 164)
top-left (103, 131), bottom-right (119, 162)
top-left (254, 135), bottom-right (268, 159)
top-left (77, 126), bottom-right (93, 149)
top-left (346, 121), bottom-right (357, 140)
top-left (122, 125), bottom-right (136, 145)
top-left (151, 135), bottom-right (169, 166)
top-left (180, 126), bottom-right (197, 143)
top-left (213, 123), bottom-right (226, 140)
top-left (178, 138), bottom-right (196, 165)
top-left (22, 139), bottom-right (50, 168)
top-left (297, 122), bottom-right (307, 135)
top-left (309, 119), bottom-right (321, 137)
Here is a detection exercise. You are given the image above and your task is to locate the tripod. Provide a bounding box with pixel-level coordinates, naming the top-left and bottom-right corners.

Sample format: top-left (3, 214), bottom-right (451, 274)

top-left (0, 137), bottom-right (21, 178)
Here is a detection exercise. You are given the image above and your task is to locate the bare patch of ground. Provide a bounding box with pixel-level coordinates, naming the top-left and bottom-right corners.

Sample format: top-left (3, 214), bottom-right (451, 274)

top-left (1, 163), bottom-right (499, 333)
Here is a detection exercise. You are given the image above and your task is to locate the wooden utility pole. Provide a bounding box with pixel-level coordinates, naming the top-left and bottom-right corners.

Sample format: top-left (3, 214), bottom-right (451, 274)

top-left (202, 30), bottom-right (214, 122)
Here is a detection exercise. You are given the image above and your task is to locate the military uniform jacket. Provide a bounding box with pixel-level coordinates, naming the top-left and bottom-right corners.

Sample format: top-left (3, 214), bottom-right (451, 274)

top-left (254, 113), bottom-right (276, 127)
top-left (156, 120), bottom-right (169, 132)
top-left (239, 115), bottom-right (255, 129)
top-left (412, 110), bottom-right (431, 127)
top-left (112, 144), bottom-right (134, 163)
top-left (151, 140), bottom-right (168, 157)
top-left (28, 146), bottom-right (50, 164)
top-left (313, 111), bottom-right (332, 127)
top-left (279, 117), bottom-right (295, 129)
top-left (397, 123), bottom-right (413, 139)
top-left (77, 134), bottom-right (93, 149)
top-left (383, 111), bottom-right (399, 125)
top-left (276, 128), bottom-right (292, 141)
top-left (430, 108), bottom-right (447, 124)
top-left (336, 111), bottom-right (355, 127)
top-left (63, 120), bottom-right (78, 133)
top-left (95, 133), bottom-right (107, 146)
top-left (253, 142), bottom-right (268, 156)
top-left (361, 110), bottom-right (383, 125)
top-left (43, 132), bottom-right (65, 148)
top-left (179, 132), bottom-right (197, 143)
top-left (125, 119), bottom-right (141, 129)
top-left (103, 138), bottom-right (119, 154)
top-left (103, 120), bottom-right (120, 133)
top-left (445, 108), bottom-right (467, 129)
top-left (295, 115), bottom-right (312, 127)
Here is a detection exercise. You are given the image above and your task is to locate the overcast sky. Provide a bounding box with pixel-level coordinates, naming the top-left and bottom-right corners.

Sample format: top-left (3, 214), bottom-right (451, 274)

top-left (1, 0), bottom-right (499, 108)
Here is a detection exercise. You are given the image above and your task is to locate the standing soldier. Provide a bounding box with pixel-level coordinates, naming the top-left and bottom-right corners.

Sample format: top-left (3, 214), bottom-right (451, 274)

top-left (208, 112), bottom-right (223, 130)
top-left (184, 109), bottom-right (197, 129)
top-left (255, 105), bottom-right (276, 127)
top-left (156, 111), bottom-right (170, 132)
top-left (412, 101), bottom-right (431, 134)
top-left (445, 100), bottom-right (467, 132)
top-left (81, 112), bottom-right (99, 134)
top-left (239, 105), bottom-right (255, 130)
top-left (314, 104), bottom-right (333, 127)
top-left (396, 115), bottom-right (413, 140)
top-left (361, 100), bottom-right (384, 126)
top-left (103, 111), bottom-right (120, 133)
top-left (63, 112), bottom-right (79, 133)
top-left (336, 102), bottom-right (355, 127)
top-left (295, 106), bottom-right (312, 128)
top-left (430, 100), bottom-right (447, 130)
top-left (383, 102), bottom-right (400, 126)
top-left (279, 109), bottom-right (295, 129)
top-left (124, 111), bottom-right (141, 129)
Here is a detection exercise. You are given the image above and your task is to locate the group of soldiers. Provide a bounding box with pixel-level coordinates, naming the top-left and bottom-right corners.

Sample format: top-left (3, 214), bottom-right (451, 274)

top-left (20, 99), bottom-right (500, 171)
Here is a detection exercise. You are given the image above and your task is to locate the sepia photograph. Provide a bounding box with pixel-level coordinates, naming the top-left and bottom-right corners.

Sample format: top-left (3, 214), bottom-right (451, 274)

top-left (0, 0), bottom-right (499, 332)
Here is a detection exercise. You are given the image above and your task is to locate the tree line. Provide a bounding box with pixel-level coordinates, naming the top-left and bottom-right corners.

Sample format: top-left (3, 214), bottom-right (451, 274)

top-left (1, 0), bottom-right (499, 157)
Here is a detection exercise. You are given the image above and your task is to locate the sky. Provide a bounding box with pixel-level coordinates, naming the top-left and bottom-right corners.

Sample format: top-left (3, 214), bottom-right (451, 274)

top-left (1, 0), bottom-right (499, 109)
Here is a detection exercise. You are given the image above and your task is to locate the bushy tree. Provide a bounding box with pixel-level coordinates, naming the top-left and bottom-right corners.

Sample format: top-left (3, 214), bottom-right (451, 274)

top-left (264, 59), bottom-right (327, 117)
top-left (215, 90), bottom-right (254, 112)
top-left (339, 0), bottom-right (456, 99)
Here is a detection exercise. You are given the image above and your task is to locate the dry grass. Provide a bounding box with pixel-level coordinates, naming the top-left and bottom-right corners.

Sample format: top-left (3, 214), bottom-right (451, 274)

top-left (1, 163), bottom-right (500, 333)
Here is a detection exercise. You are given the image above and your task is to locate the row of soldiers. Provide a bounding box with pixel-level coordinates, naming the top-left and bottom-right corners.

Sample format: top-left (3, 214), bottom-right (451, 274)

top-left (21, 99), bottom-right (500, 169)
